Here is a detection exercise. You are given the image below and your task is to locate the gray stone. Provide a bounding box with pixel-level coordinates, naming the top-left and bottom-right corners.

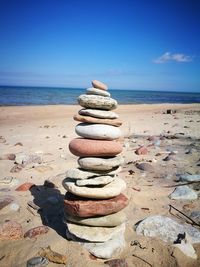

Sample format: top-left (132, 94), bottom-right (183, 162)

top-left (76, 175), bottom-right (115, 186)
top-left (75, 123), bottom-right (121, 140)
top-left (78, 156), bottom-right (124, 171)
top-left (86, 87), bottom-right (110, 97)
top-left (136, 215), bottom-right (200, 244)
top-left (78, 95), bottom-right (117, 111)
top-left (62, 178), bottom-right (126, 199)
top-left (179, 174), bottom-right (200, 182)
top-left (169, 185), bottom-right (198, 200)
top-left (136, 162), bottom-right (154, 172)
top-left (190, 211), bottom-right (200, 224)
top-left (26, 257), bottom-right (49, 267)
top-left (79, 108), bottom-right (119, 119)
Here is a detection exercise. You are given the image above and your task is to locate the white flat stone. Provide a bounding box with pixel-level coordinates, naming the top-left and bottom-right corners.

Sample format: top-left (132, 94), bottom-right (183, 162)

top-left (78, 156), bottom-right (124, 171)
top-left (66, 222), bottom-right (125, 242)
top-left (66, 166), bottom-right (122, 180)
top-left (86, 88), bottom-right (110, 97)
top-left (78, 95), bottom-right (117, 111)
top-left (62, 178), bottom-right (126, 199)
top-left (76, 175), bottom-right (115, 186)
top-left (79, 109), bottom-right (119, 119)
top-left (75, 123), bottom-right (121, 140)
top-left (64, 210), bottom-right (126, 227)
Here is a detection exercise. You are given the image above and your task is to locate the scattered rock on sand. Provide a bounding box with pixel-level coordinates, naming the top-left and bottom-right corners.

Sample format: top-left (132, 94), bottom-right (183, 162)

top-left (0, 220), bottom-right (23, 240)
top-left (104, 258), bottom-right (128, 267)
top-left (26, 256), bottom-right (49, 267)
top-left (169, 185), bottom-right (198, 200)
top-left (38, 246), bottom-right (67, 264)
top-left (0, 153), bottom-right (16, 160)
top-left (0, 195), bottom-right (14, 210)
top-left (15, 182), bottom-right (35, 191)
top-left (24, 226), bottom-right (49, 239)
top-left (14, 142), bottom-right (23, 146)
top-left (136, 162), bottom-right (154, 172)
top-left (189, 211), bottom-right (200, 224)
top-left (15, 153), bottom-right (42, 166)
top-left (135, 146), bottom-right (148, 155)
top-left (179, 174), bottom-right (200, 182)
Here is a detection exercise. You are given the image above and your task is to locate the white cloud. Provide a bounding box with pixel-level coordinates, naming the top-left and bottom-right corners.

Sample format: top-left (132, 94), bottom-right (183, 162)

top-left (154, 52), bottom-right (193, 63)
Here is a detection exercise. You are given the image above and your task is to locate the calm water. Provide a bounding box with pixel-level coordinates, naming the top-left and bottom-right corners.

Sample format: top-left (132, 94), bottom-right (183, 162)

top-left (0, 86), bottom-right (200, 105)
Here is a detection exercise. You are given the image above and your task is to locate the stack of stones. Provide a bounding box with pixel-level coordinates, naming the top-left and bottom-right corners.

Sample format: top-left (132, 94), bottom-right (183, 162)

top-left (62, 80), bottom-right (128, 259)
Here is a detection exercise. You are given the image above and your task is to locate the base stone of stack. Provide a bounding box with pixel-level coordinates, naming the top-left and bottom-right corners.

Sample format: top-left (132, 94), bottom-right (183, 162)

top-left (79, 108), bottom-right (119, 119)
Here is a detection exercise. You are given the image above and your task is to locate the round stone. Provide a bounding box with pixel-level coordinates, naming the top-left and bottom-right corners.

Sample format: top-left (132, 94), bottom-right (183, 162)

top-left (69, 138), bottom-right (123, 157)
top-left (62, 178), bottom-right (126, 199)
top-left (73, 114), bottom-right (122, 127)
top-left (79, 109), bottom-right (119, 119)
top-left (86, 87), bottom-right (110, 97)
top-left (75, 123), bottom-right (121, 140)
top-left (76, 175), bottom-right (115, 186)
top-left (78, 156), bottom-right (124, 171)
top-left (64, 193), bottom-right (129, 217)
top-left (92, 80), bottom-right (108, 90)
top-left (78, 95), bottom-right (117, 110)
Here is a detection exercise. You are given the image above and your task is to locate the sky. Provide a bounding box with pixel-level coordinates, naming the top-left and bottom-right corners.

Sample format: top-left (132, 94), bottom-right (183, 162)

top-left (0, 0), bottom-right (200, 91)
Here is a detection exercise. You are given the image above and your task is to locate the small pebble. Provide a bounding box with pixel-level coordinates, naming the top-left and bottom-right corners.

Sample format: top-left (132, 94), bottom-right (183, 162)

top-left (26, 256), bottom-right (49, 267)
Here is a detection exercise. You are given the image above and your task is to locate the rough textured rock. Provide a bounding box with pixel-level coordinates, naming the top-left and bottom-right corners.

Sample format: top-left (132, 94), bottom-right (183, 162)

top-left (190, 211), bottom-right (200, 224)
top-left (26, 257), bottom-right (49, 267)
top-left (75, 123), bottom-right (121, 140)
top-left (74, 114), bottom-right (122, 127)
top-left (66, 222), bottom-right (125, 242)
top-left (136, 162), bottom-right (154, 172)
top-left (135, 146), bottom-right (148, 155)
top-left (38, 246), bottom-right (67, 264)
top-left (79, 108), bottom-right (119, 119)
top-left (169, 185), bottom-right (198, 200)
top-left (136, 215), bottom-right (200, 243)
top-left (0, 220), bottom-right (23, 240)
top-left (78, 156), bottom-right (124, 171)
top-left (62, 178), bottom-right (126, 199)
top-left (0, 195), bottom-right (14, 210)
top-left (24, 226), bottom-right (49, 238)
top-left (179, 174), bottom-right (200, 182)
top-left (64, 210), bottom-right (126, 227)
top-left (87, 87), bottom-right (110, 96)
top-left (69, 138), bottom-right (123, 157)
top-left (15, 182), bottom-right (35, 191)
top-left (76, 175), bottom-right (114, 186)
top-left (92, 80), bottom-right (108, 90)
top-left (64, 193), bottom-right (129, 217)
top-left (78, 95), bottom-right (117, 110)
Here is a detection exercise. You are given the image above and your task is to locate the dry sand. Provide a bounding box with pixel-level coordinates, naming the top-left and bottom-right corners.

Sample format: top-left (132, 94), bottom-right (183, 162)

top-left (0, 103), bottom-right (200, 267)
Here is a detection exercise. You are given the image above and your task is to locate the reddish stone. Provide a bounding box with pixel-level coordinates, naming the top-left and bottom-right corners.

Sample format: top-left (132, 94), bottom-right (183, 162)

top-left (15, 182), bottom-right (35, 191)
top-left (69, 138), bottom-right (123, 157)
top-left (135, 146), bottom-right (148, 155)
top-left (24, 225), bottom-right (49, 238)
top-left (0, 220), bottom-right (23, 240)
top-left (64, 193), bottom-right (129, 218)
top-left (73, 114), bottom-right (122, 127)
top-left (92, 80), bottom-right (108, 90)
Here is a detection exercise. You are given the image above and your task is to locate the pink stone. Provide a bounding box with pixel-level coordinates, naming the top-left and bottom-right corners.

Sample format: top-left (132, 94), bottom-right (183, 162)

top-left (24, 225), bottom-right (49, 238)
top-left (135, 146), bottom-right (148, 155)
top-left (0, 220), bottom-right (23, 240)
top-left (15, 182), bottom-right (35, 191)
top-left (64, 193), bottom-right (129, 218)
top-left (92, 80), bottom-right (108, 90)
top-left (69, 138), bottom-right (123, 157)
top-left (73, 114), bottom-right (122, 127)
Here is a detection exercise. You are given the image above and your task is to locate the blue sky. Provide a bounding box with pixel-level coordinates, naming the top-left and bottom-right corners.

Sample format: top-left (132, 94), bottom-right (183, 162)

top-left (0, 0), bottom-right (199, 91)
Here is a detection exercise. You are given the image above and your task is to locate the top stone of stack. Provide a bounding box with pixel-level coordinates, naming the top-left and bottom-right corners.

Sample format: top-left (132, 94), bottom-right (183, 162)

top-left (92, 80), bottom-right (108, 91)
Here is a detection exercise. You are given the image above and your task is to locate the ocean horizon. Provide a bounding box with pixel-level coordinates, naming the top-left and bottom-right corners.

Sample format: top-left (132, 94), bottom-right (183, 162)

top-left (0, 85), bottom-right (200, 106)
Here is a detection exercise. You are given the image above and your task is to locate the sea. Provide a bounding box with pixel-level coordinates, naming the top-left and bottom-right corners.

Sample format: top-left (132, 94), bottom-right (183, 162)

top-left (0, 86), bottom-right (200, 106)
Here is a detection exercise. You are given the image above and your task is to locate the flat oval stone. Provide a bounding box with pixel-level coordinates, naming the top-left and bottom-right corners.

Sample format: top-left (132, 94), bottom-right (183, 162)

top-left (79, 109), bottom-right (119, 119)
top-left (62, 178), bottom-right (126, 199)
top-left (64, 193), bottom-right (129, 217)
top-left (64, 210), bottom-right (126, 227)
top-left (27, 257), bottom-right (49, 267)
top-left (74, 114), bottom-right (122, 127)
top-left (75, 123), bottom-right (121, 140)
top-left (92, 80), bottom-right (108, 90)
top-left (66, 222), bottom-right (125, 242)
top-left (76, 175), bottom-right (114, 186)
top-left (87, 87), bottom-right (110, 97)
top-left (69, 138), bottom-right (123, 157)
top-left (78, 156), bottom-right (124, 171)
top-left (66, 166), bottom-right (122, 180)
top-left (78, 95), bottom-right (117, 110)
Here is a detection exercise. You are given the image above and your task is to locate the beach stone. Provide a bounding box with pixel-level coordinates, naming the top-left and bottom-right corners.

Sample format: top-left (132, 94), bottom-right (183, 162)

top-left (190, 211), bottom-right (200, 224)
top-left (0, 220), bottom-right (23, 240)
top-left (64, 210), bottom-right (126, 227)
top-left (15, 182), bottom-right (35, 191)
top-left (24, 226), bottom-right (49, 238)
top-left (79, 108), bottom-right (119, 119)
top-left (78, 156), bottom-right (124, 171)
top-left (75, 123), bottom-right (121, 140)
top-left (92, 80), bottom-right (108, 90)
top-left (87, 87), bottom-right (110, 97)
top-left (66, 166), bottom-right (121, 180)
top-left (69, 138), bottom-right (123, 157)
top-left (64, 193), bottom-right (129, 217)
top-left (136, 162), bottom-right (154, 172)
top-left (76, 175), bottom-right (115, 186)
top-left (135, 146), bottom-right (148, 155)
top-left (38, 246), bottom-right (67, 265)
top-left (74, 114), bottom-right (122, 127)
top-left (169, 186), bottom-right (198, 200)
top-left (62, 178), bottom-right (126, 199)
top-left (78, 95), bottom-right (117, 110)
top-left (26, 257), bottom-right (49, 267)
top-left (0, 153), bottom-right (16, 160)
top-left (0, 195), bottom-right (14, 210)
top-left (66, 221), bottom-right (125, 242)
top-left (179, 174), bottom-right (200, 182)
top-left (15, 153), bottom-right (42, 166)
top-left (173, 233), bottom-right (197, 259)
top-left (104, 259), bottom-right (128, 267)
top-left (135, 215), bottom-right (200, 244)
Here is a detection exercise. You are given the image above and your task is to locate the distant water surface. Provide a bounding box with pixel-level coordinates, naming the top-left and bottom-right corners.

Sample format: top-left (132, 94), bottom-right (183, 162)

top-left (0, 86), bottom-right (200, 106)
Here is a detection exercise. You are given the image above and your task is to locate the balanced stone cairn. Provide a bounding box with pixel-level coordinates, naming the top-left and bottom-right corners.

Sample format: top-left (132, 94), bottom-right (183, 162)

top-left (62, 80), bottom-right (128, 259)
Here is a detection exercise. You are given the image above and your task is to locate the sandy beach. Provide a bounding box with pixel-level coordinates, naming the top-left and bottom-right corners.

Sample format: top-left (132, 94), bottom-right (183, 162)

top-left (0, 103), bottom-right (200, 267)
